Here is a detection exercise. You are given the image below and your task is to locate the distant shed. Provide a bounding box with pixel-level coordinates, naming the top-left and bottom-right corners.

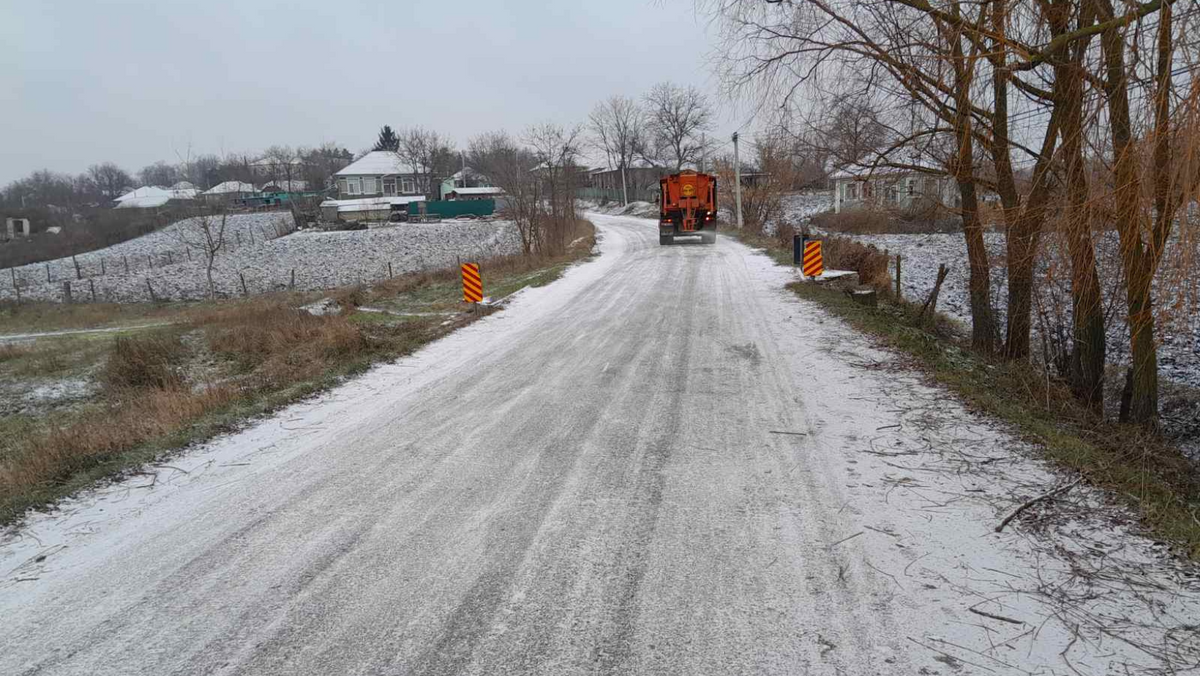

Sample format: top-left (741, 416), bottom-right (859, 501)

top-left (445, 186), bottom-right (504, 201)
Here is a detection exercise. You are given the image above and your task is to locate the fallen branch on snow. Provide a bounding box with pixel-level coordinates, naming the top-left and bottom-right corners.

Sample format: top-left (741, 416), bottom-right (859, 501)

top-left (995, 477), bottom-right (1084, 533)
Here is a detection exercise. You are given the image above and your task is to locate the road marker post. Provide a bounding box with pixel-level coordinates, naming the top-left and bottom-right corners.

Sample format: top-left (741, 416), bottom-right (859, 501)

top-left (461, 263), bottom-right (483, 304)
top-left (802, 240), bottom-right (824, 278)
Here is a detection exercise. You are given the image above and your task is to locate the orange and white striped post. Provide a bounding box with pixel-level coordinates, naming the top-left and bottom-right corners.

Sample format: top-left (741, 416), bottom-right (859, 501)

top-left (461, 263), bottom-right (483, 303)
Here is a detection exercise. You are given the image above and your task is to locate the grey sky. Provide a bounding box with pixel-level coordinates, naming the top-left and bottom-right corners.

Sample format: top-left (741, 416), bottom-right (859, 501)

top-left (0, 0), bottom-right (740, 185)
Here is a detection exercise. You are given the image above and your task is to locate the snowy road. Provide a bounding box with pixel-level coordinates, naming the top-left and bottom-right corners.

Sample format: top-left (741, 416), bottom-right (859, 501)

top-left (2, 214), bottom-right (1197, 675)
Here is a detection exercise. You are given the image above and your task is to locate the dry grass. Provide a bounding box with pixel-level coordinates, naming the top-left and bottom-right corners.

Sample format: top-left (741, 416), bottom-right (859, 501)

top-left (741, 226), bottom-right (894, 294)
top-left (0, 299), bottom-right (183, 335)
top-left (195, 301), bottom-right (370, 383)
top-left (101, 333), bottom-right (185, 391)
top-left (0, 343), bottom-right (33, 362)
top-left (821, 236), bottom-right (893, 293)
top-left (2, 386), bottom-right (237, 502)
top-left (812, 207), bottom-right (963, 234)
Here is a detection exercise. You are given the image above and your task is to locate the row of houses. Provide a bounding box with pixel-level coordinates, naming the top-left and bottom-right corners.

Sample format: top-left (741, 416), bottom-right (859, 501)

top-left (112, 180), bottom-right (324, 210)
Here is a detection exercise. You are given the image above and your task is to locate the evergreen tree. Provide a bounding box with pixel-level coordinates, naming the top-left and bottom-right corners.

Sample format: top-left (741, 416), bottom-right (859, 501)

top-left (373, 125), bottom-right (400, 152)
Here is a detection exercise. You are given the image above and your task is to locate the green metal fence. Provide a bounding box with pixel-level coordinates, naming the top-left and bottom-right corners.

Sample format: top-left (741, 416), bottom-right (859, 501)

top-left (407, 199), bottom-right (495, 218)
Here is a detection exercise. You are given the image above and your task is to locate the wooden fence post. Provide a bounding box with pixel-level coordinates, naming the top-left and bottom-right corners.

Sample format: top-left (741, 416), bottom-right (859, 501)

top-left (919, 264), bottom-right (949, 322)
top-left (239, 272), bottom-right (248, 296)
top-left (72, 255), bottom-right (82, 280)
top-left (146, 278), bottom-right (157, 302)
top-left (289, 269), bottom-right (295, 289)
top-left (124, 255), bottom-right (130, 274)
top-left (45, 263), bottom-right (51, 283)
top-left (388, 262), bottom-right (393, 278)
top-left (62, 281), bottom-right (72, 304)
top-left (89, 278), bottom-right (96, 302)
top-left (895, 254), bottom-right (902, 299)
top-left (11, 268), bottom-right (21, 304)
top-left (101, 257), bottom-right (106, 275)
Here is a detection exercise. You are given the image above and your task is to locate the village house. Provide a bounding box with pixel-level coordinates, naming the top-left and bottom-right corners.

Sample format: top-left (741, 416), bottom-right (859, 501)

top-left (830, 165), bottom-right (959, 214)
top-left (201, 181), bottom-right (258, 204)
top-left (586, 161), bottom-right (667, 203)
top-left (114, 185), bottom-right (200, 209)
top-left (439, 167), bottom-right (493, 200)
top-left (334, 151), bottom-right (428, 200)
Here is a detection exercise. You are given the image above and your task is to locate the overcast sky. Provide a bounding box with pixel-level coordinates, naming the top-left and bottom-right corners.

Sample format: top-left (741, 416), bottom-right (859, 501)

top-left (0, 0), bottom-right (746, 185)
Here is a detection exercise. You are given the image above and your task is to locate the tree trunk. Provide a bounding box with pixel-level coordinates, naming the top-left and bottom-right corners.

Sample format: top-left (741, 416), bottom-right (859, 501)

top-left (998, 84), bottom-right (1061, 362)
top-left (1094, 0), bottom-right (1159, 423)
top-left (206, 258), bottom-right (216, 299)
top-left (1054, 0), bottom-right (1106, 411)
top-left (987, 0), bottom-right (1032, 360)
top-left (946, 14), bottom-right (996, 353)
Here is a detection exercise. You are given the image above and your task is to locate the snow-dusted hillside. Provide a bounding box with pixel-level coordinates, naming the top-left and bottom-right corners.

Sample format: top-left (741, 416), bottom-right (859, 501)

top-left (2, 213), bottom-right (522, 303)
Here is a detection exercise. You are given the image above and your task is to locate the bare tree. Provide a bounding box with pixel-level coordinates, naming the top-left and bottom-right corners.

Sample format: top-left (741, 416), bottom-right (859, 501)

top-left (184, 154), bottom-right (222, 190)
top-left (138, 161), bottom-right (180, 188)
top-left (398, 127), bottom-right (455, 199)
top-left (261, 145), bottom-right (300, 188)
top-left (526, 122), bottom-right (585, 254)
top-left (715, 134), bottom-right (796, 235)
top-left (88, 162), bottom-right (133, 200)
top-left (176, 210), bottom-right (229, 299)
top-left (468, 132), bottom-right (542, 254)
top-left (644, 82), bottom-right (714, 171)
top-left (299, 143), bottom-right (352, 192)
top-left (589, 96), bottom-right (646, 204)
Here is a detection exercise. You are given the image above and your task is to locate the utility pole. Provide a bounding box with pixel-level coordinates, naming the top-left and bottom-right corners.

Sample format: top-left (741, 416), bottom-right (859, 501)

top-left (700, 133), bottom-right (707, 173)
top-left (732, 132), bottom-right (744, 229)
top-left (620, 164), bottom-right (629, 206)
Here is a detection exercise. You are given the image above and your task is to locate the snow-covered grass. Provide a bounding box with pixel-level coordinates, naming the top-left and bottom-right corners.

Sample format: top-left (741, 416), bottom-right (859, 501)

top-left (778, 193), bottom-right (1200, 390)
top-left (1, 213), bottom-right (523, 303)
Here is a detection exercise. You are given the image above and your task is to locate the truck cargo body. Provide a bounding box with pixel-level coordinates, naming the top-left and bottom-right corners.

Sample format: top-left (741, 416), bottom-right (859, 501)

top-left (659, 171), bottom-right (717, 245)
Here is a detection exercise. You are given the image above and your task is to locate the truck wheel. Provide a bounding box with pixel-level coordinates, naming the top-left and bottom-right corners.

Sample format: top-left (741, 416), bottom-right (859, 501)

top-left (660, 234), bottom-right (673, 245)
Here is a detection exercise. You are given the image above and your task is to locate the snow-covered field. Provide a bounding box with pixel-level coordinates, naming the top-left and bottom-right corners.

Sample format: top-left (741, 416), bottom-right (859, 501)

top-left (1, 213), bottom-right (522, 303)
top-left (780, 193), bottom-right (1200, 390)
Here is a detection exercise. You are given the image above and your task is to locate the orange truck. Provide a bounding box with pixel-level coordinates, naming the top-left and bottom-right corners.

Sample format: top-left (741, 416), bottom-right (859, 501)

top-left (659, 170), bottom-right (717, 245)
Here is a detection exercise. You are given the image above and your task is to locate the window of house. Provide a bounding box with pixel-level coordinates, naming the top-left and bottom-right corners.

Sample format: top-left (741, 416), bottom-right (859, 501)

top-left (363, 177), bottom-right (378, 194)
top-left (906, 179), bottom-right (915, 196)
top-left (346, 177), bottom-right (362, 195)
top-left (401, 178), bottom-right (416, 194)
top-left (383, 178), bottom-right (396, 196)
top-left (337, 178), bottom-right (348, 195)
